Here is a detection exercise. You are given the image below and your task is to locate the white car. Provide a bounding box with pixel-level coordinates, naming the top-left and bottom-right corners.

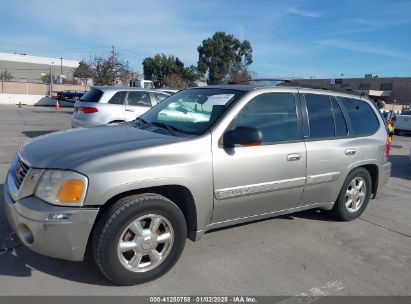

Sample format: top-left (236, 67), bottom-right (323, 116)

top-left (71, 87), bottom-right (169, 128)
top-left (394, 110), bottom-right (411, 135)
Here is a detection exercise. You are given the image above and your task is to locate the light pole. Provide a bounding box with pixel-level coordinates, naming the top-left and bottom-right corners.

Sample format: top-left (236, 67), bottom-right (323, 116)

top-left (50, 62), bottom-right (54, 97)
top-left (60, 57), bottom-right (63, 83)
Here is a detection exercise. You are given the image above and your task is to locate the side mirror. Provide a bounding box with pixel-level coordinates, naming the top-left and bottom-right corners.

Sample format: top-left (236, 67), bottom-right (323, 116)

top-left (223, 127), bottom-right (263, 148)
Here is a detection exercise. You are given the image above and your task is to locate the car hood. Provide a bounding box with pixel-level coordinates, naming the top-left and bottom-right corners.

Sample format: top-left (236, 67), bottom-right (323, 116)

top-left (20, 123), bottom-right (184, 169)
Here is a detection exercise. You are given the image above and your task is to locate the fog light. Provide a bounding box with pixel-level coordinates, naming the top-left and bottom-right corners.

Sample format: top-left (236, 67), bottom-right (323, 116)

top-left (18, 224), bottom-right (34, 245)
top-left (46, 213), bottom-right (72, 221)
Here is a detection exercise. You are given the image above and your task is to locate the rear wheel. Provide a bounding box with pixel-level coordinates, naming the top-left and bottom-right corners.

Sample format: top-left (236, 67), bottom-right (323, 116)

top-left (92, 194), bottom-right (187, 285)
top-left (332, 168), bottom-right (372, 221)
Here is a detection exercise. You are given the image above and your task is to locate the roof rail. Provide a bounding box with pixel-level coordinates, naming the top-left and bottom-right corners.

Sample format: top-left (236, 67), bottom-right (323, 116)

top-left (226, 78), bottom-right (365, 97)
top-left (279, 80), bottom-right (365, 97)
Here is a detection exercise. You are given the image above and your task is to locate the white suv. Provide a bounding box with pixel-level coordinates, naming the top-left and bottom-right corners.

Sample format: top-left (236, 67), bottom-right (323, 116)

top-left (71, 87), bottom-right (169, 128)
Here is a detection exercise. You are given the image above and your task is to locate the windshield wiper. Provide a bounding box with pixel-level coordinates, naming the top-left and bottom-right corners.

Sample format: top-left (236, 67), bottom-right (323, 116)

top-left (150, 121), bottom-right (184, 135)
top-left (135, 117), bottom-right (150, 126)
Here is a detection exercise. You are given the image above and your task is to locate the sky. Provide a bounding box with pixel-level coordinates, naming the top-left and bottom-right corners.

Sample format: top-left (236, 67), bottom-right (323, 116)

top-left (0, 0), bottom-right (410, 78)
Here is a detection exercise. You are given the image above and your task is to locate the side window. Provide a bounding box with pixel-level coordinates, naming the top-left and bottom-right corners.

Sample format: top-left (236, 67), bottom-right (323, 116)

top-left (331, 97), bottom-right (348, 136)
top-left (108, 91), bottom-right (126, 105)
top-left (231, 93), bottom-right (299, 143)
top-left (127, 92), bottom-right (151, 106)
top-left (153, 93), bottom-right (168, 104)
top-left (341, 98), bottom-right (380, 136)
top-left (305, 94), bottom-right (334, 139)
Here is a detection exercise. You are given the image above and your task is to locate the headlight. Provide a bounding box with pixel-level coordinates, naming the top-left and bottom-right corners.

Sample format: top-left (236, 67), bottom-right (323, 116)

top-left (35, 170), bottom-right (88, 207)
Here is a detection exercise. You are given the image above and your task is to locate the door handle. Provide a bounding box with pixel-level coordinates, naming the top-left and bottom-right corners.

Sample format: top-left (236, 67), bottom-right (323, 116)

top-left (345, 148), bottom-right (356, 156)
top-left (287, 153), bottom-right (301, 161)
top-left (125, 109), bottom-right (135, 112)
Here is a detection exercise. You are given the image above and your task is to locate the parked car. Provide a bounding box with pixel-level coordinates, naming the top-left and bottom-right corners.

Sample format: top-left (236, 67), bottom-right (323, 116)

top-left (71, 87), bottom-right (169, 128)
top-left (56, 90), bottom-right (86, 103)
top-left (393, 110), bottom-right (411, 135)
top-left (4, 83), bottom-right (391, 285)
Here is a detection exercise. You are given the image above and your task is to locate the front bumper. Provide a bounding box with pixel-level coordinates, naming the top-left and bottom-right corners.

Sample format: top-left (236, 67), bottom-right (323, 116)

top-left (3, 177), bottom-right (99, 261)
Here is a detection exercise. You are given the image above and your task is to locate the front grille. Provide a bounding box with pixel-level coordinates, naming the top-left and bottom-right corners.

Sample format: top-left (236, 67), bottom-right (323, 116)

top-left (13, 158), bottom-right (30, 189)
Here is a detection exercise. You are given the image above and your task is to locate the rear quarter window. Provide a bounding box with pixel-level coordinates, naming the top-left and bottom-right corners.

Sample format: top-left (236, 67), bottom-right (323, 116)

top-left (341, 98), bottom-right (380, 136)
top-left (79, 89), bottom-right (103, 102)
top-left (108, 91), bottom-right (127, 105)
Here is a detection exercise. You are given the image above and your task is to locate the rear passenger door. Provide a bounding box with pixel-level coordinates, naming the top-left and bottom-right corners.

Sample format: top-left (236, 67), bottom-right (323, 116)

top-left (125, 91), bottom-right (153, 121)
top-left (106, 91), bottom-right (127, 122)
top-left (299, 92), bottom-right (362, 206)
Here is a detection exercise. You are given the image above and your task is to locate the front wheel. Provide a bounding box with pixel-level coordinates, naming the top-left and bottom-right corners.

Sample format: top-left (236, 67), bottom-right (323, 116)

top-left (92, 194), bottom-right (187, 285)
top-left (332, 168), bottom-right (372, 221)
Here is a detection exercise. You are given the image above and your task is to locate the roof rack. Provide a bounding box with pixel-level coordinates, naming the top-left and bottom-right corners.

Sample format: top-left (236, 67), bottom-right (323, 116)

top-left (237, 78), bottom-right (366, 96)
top-left (277, 80), bottom-right (365, 97)
top-left (228, 78), bottom-right (365, 97)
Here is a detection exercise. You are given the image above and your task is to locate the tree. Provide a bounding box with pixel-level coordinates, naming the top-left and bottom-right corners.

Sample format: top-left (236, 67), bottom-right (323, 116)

top-left (73, 60), bottom-right (93, 79)
top-left (228, 62), bottom-right (252, 84)
top-left (90, 46), bottom-right (134, 86)
top-left (197, 31), bottom-right (253, 84)
top-left (0, 70), bottom-right (14, 81)
top-left (164, 73), bottom-right (188, 89)
top-left (143, 54), bottom-right (200, 88)
top-left (143, 54), bottom-right (183, 87)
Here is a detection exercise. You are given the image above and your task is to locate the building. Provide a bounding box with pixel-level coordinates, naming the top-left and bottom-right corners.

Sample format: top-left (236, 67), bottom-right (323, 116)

top-left (0, 52), bottom-right (79, 83)
top-left (293, 76), bottom-right (411, 106)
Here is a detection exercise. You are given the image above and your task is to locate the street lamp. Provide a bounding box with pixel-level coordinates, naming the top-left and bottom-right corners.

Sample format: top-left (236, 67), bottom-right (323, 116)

top-left (60, 57), bottom-right (63, 77)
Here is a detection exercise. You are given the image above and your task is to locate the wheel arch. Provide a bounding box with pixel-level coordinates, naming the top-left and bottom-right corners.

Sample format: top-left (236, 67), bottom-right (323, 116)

top-left (91, 185), bottom-right (198, 242)
top-left (345, 163), bottom-right (379, 199)
top-left (360, 164), bottom-right (379, 199)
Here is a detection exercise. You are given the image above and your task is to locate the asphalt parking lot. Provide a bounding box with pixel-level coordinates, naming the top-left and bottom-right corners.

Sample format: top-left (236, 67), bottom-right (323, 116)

top-left (0, 105), bottom-right (410, 296)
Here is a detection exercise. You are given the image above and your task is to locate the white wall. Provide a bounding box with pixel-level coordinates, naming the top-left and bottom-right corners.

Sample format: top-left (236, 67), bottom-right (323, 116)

top-left (0, 93), bottom-right (73, 106)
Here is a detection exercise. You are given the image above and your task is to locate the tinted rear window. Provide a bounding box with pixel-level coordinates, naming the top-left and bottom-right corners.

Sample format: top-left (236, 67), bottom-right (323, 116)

top-left (305, 94), bottom-right (334, 139)
top-left (341, 98), bottom-right (380, 136)
top-left (79, 89), bottom-right (103, 102)
top-left (331, 97), bottom-right (348, 136)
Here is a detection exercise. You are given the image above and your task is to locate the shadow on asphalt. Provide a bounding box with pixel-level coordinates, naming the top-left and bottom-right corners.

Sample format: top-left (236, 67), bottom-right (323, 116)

top-left (22, 130), bottom-right (59, 138)
top-left (389, 155), bottom-right (411, 180)
top-left (0, 246), bottom-right (111, 286)
top-left (29, 110), bottom-right (73, 115)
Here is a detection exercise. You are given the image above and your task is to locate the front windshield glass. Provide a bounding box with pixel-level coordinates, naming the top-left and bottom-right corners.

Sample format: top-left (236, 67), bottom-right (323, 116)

top-left (140, 88), bottom-right (243, 135)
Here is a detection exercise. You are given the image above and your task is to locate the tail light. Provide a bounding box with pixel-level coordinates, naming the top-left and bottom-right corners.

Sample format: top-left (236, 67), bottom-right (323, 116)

top-left (79, 106), bottom-right (98, 114)
top-left (385, 136), bottom-right (391, 158)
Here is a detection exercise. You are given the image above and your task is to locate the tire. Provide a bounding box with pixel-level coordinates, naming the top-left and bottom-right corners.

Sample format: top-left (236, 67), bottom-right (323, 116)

top-left (394, 129), bottom-right (400, 135)
top-left (332, 167), bottom-right (372, 221)
top-left (92, 193), bottom-right (187, 285)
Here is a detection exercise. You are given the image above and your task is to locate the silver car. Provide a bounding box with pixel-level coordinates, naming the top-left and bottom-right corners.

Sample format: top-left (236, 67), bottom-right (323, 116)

top-left (71, 86), bottom-right (169, 128)
top-left (4, 83), bottom-right (391, 285)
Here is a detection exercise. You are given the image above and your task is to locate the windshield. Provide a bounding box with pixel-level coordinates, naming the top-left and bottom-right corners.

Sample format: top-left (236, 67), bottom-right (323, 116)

top-left (139, 88), bottom-right (243, 135)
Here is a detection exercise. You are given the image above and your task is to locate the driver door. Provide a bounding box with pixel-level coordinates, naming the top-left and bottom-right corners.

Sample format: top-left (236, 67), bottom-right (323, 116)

top-left (211, 91), bottom-right (307, 223)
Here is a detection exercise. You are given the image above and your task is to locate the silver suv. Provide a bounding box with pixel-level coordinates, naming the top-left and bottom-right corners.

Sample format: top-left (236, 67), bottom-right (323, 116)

top-left (71, 86), bottom-right (169, 128)
top-left (4, 83), bottom-right (391, 285)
